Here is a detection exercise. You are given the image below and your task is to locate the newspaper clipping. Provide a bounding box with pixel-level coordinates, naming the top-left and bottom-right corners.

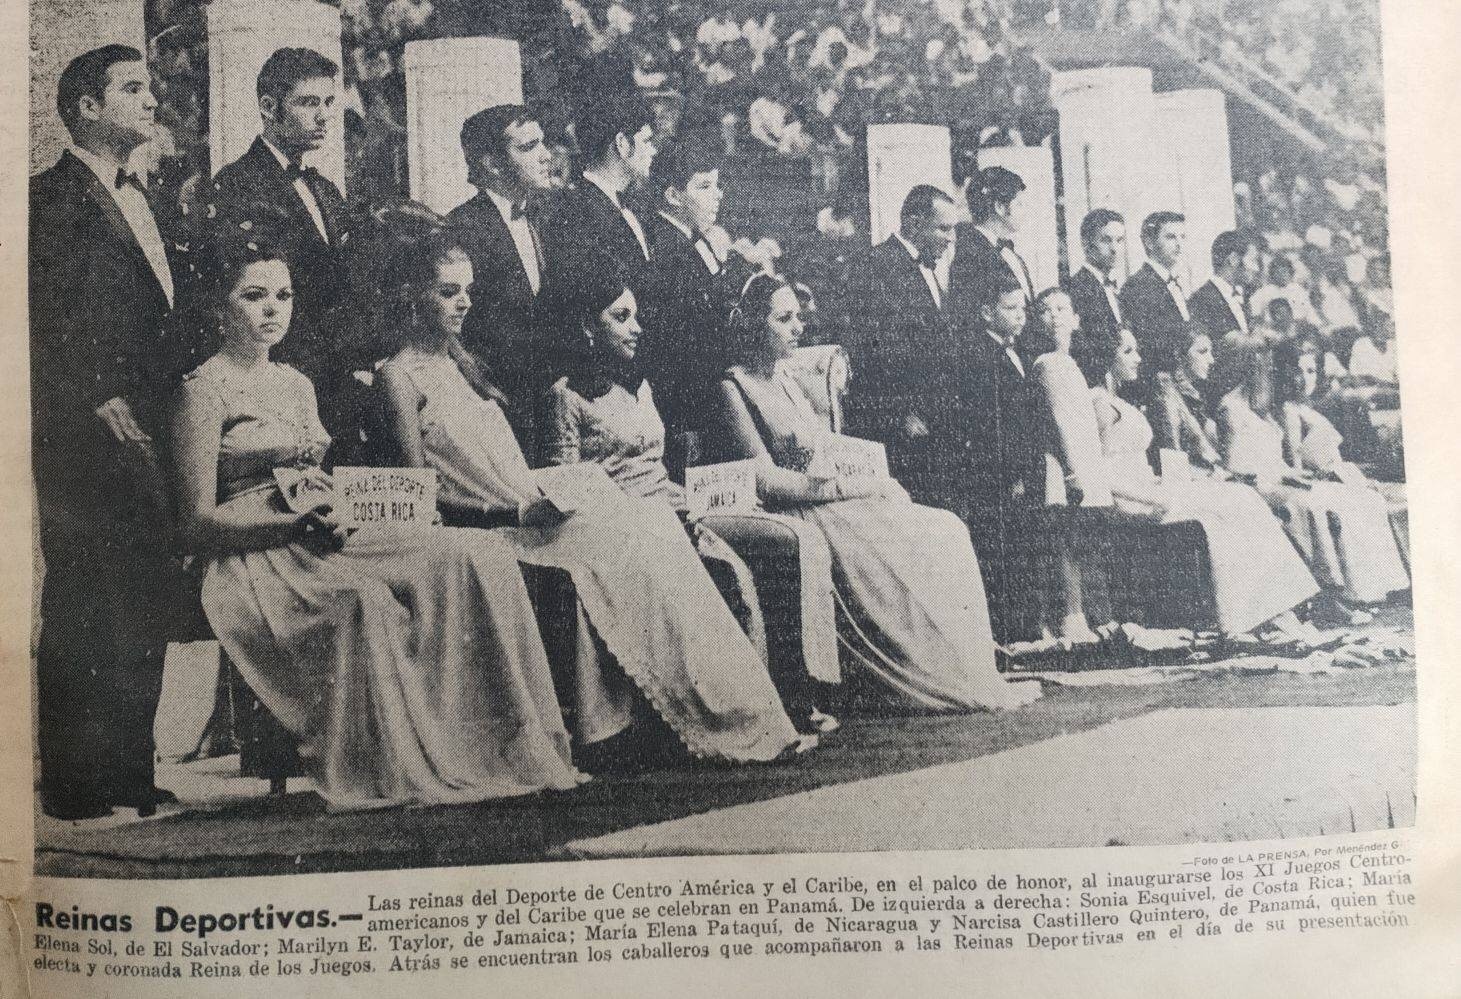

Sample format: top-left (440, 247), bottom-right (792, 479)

top-left (7, 0), bottom-right (1459, 994)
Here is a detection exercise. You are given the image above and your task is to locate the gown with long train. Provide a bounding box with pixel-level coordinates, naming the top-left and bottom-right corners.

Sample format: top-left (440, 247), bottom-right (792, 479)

top-left (1220, 393), bottom-right (1408, 604)
top-left (386, 347), bottom-right (801, 761)
top-left (187, 357), bottom-right (585, 810)
top-left (1092, 387), bottom-right (1320, 634)
top-left (715, 365), bottom-right (1042, 712)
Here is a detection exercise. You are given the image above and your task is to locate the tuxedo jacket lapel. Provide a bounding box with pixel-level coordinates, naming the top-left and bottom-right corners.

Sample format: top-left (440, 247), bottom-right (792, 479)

top-left (67, 153), bottom-right (165, 302)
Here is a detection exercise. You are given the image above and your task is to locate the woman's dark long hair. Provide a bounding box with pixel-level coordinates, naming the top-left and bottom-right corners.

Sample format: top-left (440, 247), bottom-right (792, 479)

top-left (1273, 334), bottom-right (1324, 406)
top-left (545, 254), bottom-right (643, 401)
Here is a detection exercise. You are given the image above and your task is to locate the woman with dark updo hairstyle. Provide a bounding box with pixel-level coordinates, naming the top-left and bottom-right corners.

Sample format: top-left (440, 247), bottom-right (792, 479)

top-left (709, 272), bottom-right (1042, 712)
top-left (375, 231), bottom-right (814, 768)
top-left (171, 237), bottom-right (587, 810)
top-left (544, 265), bottom-right (842, 734)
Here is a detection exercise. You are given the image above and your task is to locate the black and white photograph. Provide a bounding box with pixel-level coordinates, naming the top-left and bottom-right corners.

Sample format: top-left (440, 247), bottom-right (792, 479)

top-left (28, 0), bottom-right (1414, 879)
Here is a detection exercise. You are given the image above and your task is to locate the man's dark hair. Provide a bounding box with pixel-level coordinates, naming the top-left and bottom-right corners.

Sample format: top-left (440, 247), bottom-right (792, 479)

top-left (1140, 211), bottom-right (1186, 245)
top-left (899, 184), bottom-right (955, 229)
top-left (1210, 229), bottom-right (1259, 270)
top-left (1079, 208), bottom-right (1125, 250)
top-left (57, 44), bottom-right (143, 134)
top-left (1268, 254), bottom-right (1296, 285)
top-left (966, 166), bottom-right (1026, 224)
top-left (649, 138), bottom-right (720, 200)
top-left (460, 104), bottom-right (535, 184)
top-left (256, 47), bottom-right (338, 106)
top-left (575, 94), bottom-right (654, 166)
top-left (973, 267), bottom-right (1026, 312)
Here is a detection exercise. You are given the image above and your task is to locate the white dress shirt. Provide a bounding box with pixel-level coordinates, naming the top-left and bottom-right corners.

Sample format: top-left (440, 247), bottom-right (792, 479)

top-left (261, 138), bottom-right (330, 245)
top-left (71, 144), bottom-right (174, 307)
top-left (895, 233), bottom-right (944, 309)
top-left (484, 187), bottom-right (544, 294)
top-left (1148, 260), bottom-right (1190, 320)
top-left (583, 170), bottom-right (650, 261)
top-left (658, 211), bottom-right (721, 274)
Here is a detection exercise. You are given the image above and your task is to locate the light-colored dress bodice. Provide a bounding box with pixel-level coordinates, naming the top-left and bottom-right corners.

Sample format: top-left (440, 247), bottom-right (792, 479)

top-left (547, 377), bottom-right (683, 506)
top-left (185, 356), bottom-right (583, 809)
top-left (717, 365), bottom-right (1040, 711)
top-left (387, 346), bottom-right (801, 762)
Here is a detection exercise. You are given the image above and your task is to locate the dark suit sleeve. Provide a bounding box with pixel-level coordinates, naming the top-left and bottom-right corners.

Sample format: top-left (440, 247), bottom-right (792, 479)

top-left (30, 179), bottom-right (147, 415)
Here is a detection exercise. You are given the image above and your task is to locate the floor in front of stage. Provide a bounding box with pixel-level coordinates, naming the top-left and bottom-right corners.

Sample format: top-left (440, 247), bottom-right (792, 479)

top-left (34, 605), bottom-right (1417, 880)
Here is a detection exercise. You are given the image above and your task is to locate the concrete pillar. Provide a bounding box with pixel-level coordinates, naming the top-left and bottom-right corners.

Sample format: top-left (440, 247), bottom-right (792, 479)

top-left (1154, 89), bottom-right (1237, 291)
top-left (206, 0), bottom-right (346, 191)
top-left (977, 145), bottom-right (1060, 296)
top-left (404, 37), bottom-right (523, 216)
top-left (30, 0), bottom-right (146, 174)
top-left (865, 124), bottom-right (953, 246)
top-left (1053, 67), bottom-right (1179, 280)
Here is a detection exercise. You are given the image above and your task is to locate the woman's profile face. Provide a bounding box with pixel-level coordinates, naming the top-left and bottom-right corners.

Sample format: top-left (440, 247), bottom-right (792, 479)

top-left (1113, 329), bottom-right (1141, 384)
top-left (761, 285), bottom-right (804, 360)
top-left (224, 259), bottom-right (293, 349)
top-left (420, 254), bottom-right (473, 338)
top-left (1036, 292), bottom-right (1078, 348)
top-left (1183, 334), bottom-right (1215, 382)
top-left (1297, 352), bottom-right (1320, 398)
top-left (595, 288), bottom-right (641, 362)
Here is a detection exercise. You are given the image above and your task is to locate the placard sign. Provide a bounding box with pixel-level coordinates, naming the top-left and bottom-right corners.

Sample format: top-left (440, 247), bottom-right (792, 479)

top-left (808, 433), bottom-right (890, 486)
top-left (334, 467), bottom-right (438, 528)
top-left (685, 460), bottom-right (759, 520)
top-left (534, 463), bottom-right (628, 515)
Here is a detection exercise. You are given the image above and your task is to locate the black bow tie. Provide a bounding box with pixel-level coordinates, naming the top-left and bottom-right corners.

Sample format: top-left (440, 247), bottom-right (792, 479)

top-left (510, 200), bottom-right (540, 221)
top-left (996, 238), bottom-right (1016, 252)
top-left (284, 161), bottom-right (319, 183)
top-left (114, 168), bottom-right (143, 191)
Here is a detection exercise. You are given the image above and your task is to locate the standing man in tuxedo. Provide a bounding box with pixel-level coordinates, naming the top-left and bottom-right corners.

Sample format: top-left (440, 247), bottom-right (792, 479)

top-left (961, 269), bottom-right (1049, 642)
top-left (1119, 210), bottom-right (1190, 402)
top-left (210, 47), bottom-right (353, 431)
top-left (1066, 208), bottom-right (1126, 340)
top-left (447, 103), bottom-right (556, 435)
top-left (543, 93), bottom-right (657, 287)
top-left (846, 185), bottom-right (962, 509)
top-left (30, 45), bottom-right (186, 819)
top-left (949, 166), bottom-right (1034, 321)
top-left (639, 138), bottom-right (732, 438)
top-left (1190, 229), bottom-right (1264, 405)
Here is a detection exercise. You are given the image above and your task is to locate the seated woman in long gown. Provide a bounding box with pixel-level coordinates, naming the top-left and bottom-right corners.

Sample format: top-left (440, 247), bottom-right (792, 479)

top-left (1073, 326), bottom-right (1321, 639)
top-left (170, 241), bottom-right (587, 811)
top-left (541, 268), bottom-right (841, 731)
top-left (1026, 287), bottom-right (1116, 643)
top-left (1149, 322), bottom-right (1225, 470)
top-left (375, 233), bottom-right (810, 766)
top-left (705, 273), bottom-right (1042, 712)
top-left (1218, 340), bottom-right (1408, 609)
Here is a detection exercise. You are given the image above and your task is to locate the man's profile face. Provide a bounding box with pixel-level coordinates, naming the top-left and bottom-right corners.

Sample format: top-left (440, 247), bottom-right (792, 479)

top-left (909, 197), bottom-right (959, 262)
top-left (1146, 221), bottom-right (1185, 269)
top-left (89, 60), bottom-right (157, 149)
top-left (500, 119), bottom-right (554, 194)
top-left (1086, 221), bottom-right (1125, 273)
top-left (265, 75), bottom-right (335, 155)
top-left (621, 125), bottom-right (657, 184)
